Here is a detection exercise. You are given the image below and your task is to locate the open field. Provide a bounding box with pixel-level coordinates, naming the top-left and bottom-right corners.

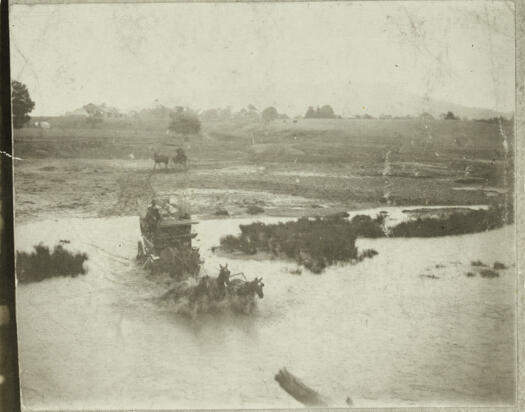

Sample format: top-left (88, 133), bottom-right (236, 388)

top-left (14, 118), bottom-right (514, 223)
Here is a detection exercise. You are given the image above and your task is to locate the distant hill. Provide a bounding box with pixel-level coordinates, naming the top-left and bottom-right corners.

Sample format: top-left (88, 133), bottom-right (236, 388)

top-left (339, 85), bottom-right (513, 120)
top-left (414, 97), bottom-right (512, 120)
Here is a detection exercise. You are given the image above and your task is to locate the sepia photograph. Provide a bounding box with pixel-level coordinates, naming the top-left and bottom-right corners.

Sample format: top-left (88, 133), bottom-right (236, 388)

top-left (9, 1), bottom-right (516, 410)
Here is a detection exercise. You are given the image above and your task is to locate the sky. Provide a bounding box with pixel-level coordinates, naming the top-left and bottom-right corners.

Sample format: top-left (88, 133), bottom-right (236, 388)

top-left (9, 1), bottom-right (515, 117)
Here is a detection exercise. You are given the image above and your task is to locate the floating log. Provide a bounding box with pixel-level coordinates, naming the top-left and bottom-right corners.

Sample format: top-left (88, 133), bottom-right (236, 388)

top-left (275, 368), bottom-right (330, 407)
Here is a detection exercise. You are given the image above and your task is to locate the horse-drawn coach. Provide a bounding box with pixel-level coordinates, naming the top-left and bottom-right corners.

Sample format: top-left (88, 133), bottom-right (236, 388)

top-left (136, 198), bottom-right (201, 279)
top-left (136, 198), bottom-right (265, 315)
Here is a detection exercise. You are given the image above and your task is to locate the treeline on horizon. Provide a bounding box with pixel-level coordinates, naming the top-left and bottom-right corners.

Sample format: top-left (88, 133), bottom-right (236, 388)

top-left (12, 79), bottom-right (514, 129)
top-left (60, 102), bottom-right (514, 123)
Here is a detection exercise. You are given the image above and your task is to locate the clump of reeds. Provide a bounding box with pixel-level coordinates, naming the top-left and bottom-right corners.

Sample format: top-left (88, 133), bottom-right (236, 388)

top-left (16, 243), bottom-right (88, 284)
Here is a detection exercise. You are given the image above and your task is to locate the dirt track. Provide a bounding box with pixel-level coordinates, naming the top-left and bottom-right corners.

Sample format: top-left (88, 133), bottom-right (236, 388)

top-left (101, 172), bottom-right (155, 217)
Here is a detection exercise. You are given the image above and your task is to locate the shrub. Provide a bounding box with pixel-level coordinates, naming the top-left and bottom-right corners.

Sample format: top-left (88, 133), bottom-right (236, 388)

top-left (350, 214), bottom-right (385, 238)
top-left (357, 248), bottom-right (379, 260)
top-left (214, 208), bottom-right (229, 216)
top-left (390, 202), bottom-right (513, 237)
top-left (493, 261), bottom-right (507, 270)
top-left (219, 215), bottom-right (360, 273)
top-left (246, 205), bottom-right (265, 215)
top-left (466, 272), bottom-right (476, 277)
top-left (16, 243), bottom-right (88, 283)
top-left (480, 269), bottom-right (499, 278)
top-left (471, 260), bottom-right (487, 267)
top-left (169, 108), bottom-right (201, 136)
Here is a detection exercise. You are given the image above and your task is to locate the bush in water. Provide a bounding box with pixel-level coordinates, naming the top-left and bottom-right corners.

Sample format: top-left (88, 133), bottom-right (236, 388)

top-left (220, 216), bottom-right (360, 273)
top-left (493, 261), bottom-right (507, 270)
top-left (471, 260), bottom-right (487, 267)
top-left (349, 214), bottom-right (386, 238)
top-left (357, 248), bottom-right (379, 260)
top-left (480, 268), bottom-right (499, 278)
top-left (16, 243), bottom-right (88, 283)
top-left (389, 201), bottom-right (513, 238)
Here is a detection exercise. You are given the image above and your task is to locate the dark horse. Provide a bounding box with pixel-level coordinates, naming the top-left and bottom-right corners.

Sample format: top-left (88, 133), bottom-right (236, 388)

top-left (153, 152), bottom-right (170, 170)
top-left (189, 263), bottom-right (230, 303)
top-left (229, 276), bottom-right (264, 299)
top-left (163, 264), bottom-right (264, 314)
top-left (172, 148), bottom-right (188, 169)
top-left (227, 276), bottom-right (264, 313)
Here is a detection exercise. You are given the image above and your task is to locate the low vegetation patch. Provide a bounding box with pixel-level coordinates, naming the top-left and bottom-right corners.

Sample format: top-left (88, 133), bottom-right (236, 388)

top-left (219, 216), bottom-right (375, 273)
top-left (465, 272), bottom-right (476, 277)
top-left (246, 205), bottom-right (265, 215)
top-left (350, 215), bottom-right (385, 238)
top-left (493, 261), bottom-right (507, 270)
top-left (16, 243), bottom-right (88, 283)
top-left (327, 213), bottom-right (385, 238)
top-left (357, 249), bottom-right (379, 260)
top-left (471, 260), bottom-right (487, 267)
top-left (214, 208), bottom-right (230, 216)
top-left (217, 202), bottom-right (512, 274)
top-left (389, 202), bottom-right (512, 238)
top-left (479, 268), bottom-right (499, 278)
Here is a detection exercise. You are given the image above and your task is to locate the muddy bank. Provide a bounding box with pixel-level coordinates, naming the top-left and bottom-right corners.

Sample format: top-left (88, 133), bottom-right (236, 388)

top-left (14, 154), bottom-right (511, 224)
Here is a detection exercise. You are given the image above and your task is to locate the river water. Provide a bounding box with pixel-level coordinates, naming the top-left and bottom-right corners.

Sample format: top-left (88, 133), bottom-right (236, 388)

top-left (15, 212), bottom-right (516, 410)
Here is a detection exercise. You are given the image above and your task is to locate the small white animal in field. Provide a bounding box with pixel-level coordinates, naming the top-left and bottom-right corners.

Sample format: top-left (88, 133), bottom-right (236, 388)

top-left (128, 153), bottom-right (135, 160)
top-left (257, 166), bottom-right (266, 173)
top-left (40, 121), bottom-right (51, 129)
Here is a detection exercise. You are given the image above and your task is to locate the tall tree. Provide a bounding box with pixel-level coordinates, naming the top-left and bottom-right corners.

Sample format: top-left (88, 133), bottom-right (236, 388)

top-left (261, 106), bottom-right (279, 123)
top-left (169, 108), bottom-right (201, 139)
top-left (305, 106), bottom-right (316, 118)
top-left (319, 105), bottom-right (336, 118)
top-left (11, 80), bottom-right (35, 128)
top-left (442, 111), bottom-right (459, 120)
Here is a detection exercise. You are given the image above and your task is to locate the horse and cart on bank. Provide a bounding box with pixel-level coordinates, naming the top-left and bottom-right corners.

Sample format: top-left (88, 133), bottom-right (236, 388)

top-left (136, 199), bottom-right (264, 315)
top-left (153, 148), bottom-right (188, 171)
